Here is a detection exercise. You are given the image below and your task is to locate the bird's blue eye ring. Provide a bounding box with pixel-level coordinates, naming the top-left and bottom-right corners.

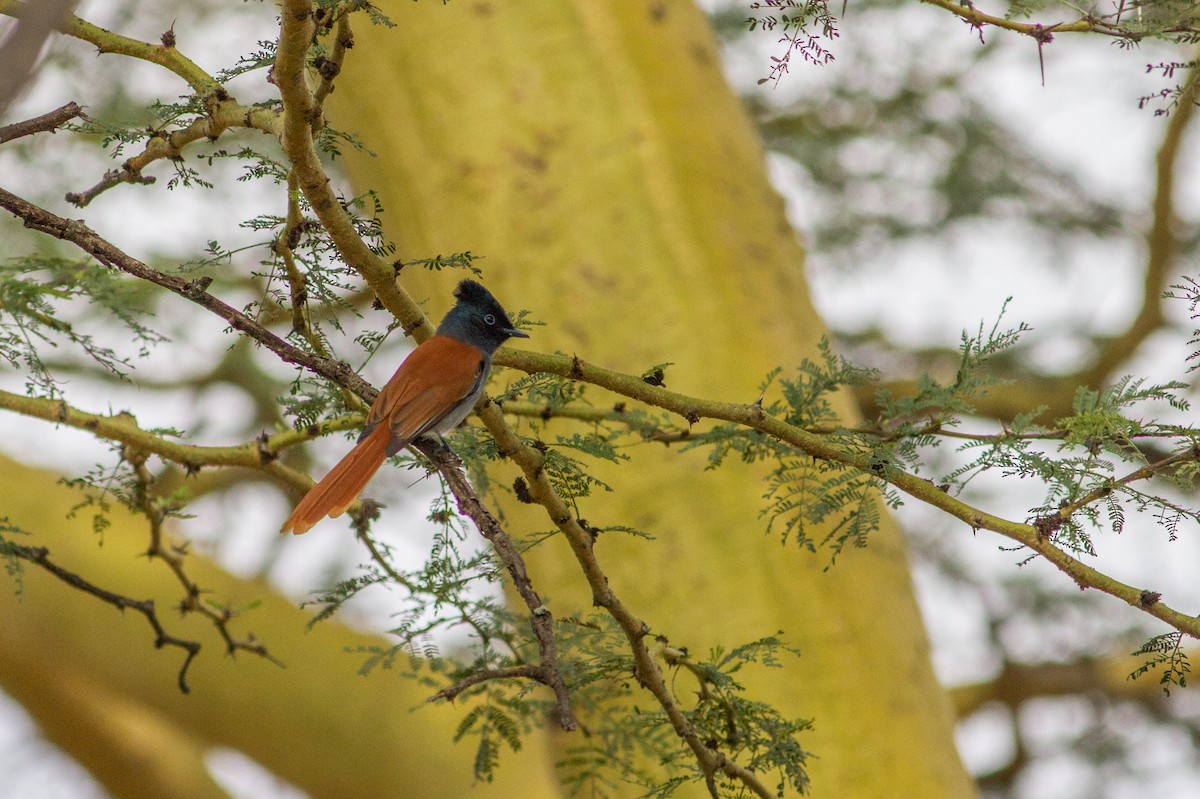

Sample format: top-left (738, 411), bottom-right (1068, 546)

top-left (483, 314), bottom-right (496, 325)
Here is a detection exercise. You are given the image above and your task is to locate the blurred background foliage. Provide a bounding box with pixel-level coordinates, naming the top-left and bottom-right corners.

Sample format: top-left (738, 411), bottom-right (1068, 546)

top-left (708, 2), bottom-right (1200, 795)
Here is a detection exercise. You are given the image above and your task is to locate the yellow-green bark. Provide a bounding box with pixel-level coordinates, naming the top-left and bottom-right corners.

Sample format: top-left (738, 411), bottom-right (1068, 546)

top-left (331, 1), bottom-right (974, 795)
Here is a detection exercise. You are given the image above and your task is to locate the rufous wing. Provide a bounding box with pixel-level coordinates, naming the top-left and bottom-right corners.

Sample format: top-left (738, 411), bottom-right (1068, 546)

top-left (280, 335), bottom-right (485, 534)
top-left (368, 336), bottom-right (485, 444)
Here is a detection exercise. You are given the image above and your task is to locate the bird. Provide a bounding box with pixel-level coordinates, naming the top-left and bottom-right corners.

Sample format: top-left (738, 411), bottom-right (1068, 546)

top-left (280, 279), bottom-right (529, 534)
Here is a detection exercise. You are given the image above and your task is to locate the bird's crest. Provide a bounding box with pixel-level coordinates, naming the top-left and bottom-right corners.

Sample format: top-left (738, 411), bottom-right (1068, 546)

top-left (454, 279), bottom-right (495, 307)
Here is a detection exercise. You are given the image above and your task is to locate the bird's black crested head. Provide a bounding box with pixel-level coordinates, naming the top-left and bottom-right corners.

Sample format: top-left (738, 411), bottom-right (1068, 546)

top-left (438, 279), bottom-right (529, 354)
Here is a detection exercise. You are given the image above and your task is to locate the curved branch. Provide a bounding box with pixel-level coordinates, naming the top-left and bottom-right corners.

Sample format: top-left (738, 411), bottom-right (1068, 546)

top-left (65, 103), bottom-right (283, 207)
top-left (496, 348), bottom-right (1200, 642)
top-left (921, 0), bottom-right (1200, 41)
top-left (0, 387), bottom-right (358, 480)
top-left (2, 538), bottom-right (200, 693)
top-left (0, 0), bottom-right (220, 94)
top-left (274, 0), bottom-right (427, 338)
top-left (1082, 56), bottom-right (1200, 386)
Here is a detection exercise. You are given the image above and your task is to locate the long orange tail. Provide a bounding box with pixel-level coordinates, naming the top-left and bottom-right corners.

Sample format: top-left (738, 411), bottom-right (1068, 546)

top-left (281, 424), bottom-right (392, 534)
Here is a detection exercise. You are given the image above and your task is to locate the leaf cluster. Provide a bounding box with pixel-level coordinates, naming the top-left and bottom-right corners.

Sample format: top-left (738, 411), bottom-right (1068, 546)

top-left (1128, 631), bottom-right (1190, 694)
top-left (0, 518), bottom-right (32, 592)
top-left (1166, 277), bottom-right (1200, 372)
top-left (743, 0), bottom-right (840, 85)
top-left (947, 375), bottom-right (1197, 554)
top-left (681, 339), bottom-right (890, 561)
top-left (0, 256), bottom-right (165, 397)
top-left (552, 620), bottom-right (812, 797)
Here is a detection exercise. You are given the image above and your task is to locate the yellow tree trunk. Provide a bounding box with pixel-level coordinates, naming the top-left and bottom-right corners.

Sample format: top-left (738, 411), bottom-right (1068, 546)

top-left (0, 2), bottom-right (974, 797)
top-left (331, 1), bottom-right (975, 795)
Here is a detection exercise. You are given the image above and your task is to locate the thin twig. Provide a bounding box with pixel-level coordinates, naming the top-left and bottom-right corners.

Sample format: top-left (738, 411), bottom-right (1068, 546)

top-left (0, 185), bottom-right (374, 398)
top-left (0, 101), bottom-right (83, 143)
top-left (274, 168), bottom-right (368, 416)
top-left (431, 665), bottom-right (544, 703)
top-left (921, 0), bottom-right (1200, 41)
top-left (1055, 446), bottom-right (1200, 521)
top-left (419, 439), bottom-right (578, 732)
top-left (3, 540), bottom-right (201, 692)
top-left (124, 445), bottom-right (283, 668)
top-left (312, 11), bottom-right (352, 110)
top-left (65, 103), bottom-right (282, 207)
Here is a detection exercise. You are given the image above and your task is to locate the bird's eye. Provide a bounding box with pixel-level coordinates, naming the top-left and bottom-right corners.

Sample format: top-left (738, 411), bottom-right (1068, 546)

top-left (483, 314), bottom-right (496, 326)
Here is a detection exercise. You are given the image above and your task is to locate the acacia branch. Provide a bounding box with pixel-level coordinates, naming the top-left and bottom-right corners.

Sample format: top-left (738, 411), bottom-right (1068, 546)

top-left (0, 388), bottom-right (359, 485)
top-left (0, 0), bottom-right (220, 94)
top-left (65, 103), bottom-right (283, 207)
top-left (496, 349), bottom-right (1200, 642)
top-left (0, 101), bottom-right (83, 143)
top-left (274, 0), bottom-right (425, 337)
top-left (0, 185), bottom-right (373, 396)
top-left (0, 5), bottom-right (285, 207)
top-left (1081, 56), bottom-right (1200, 387)
top-left (476, 400), bottom-right (780, 798)
top-left (418, 441), bottom-right (577, 732)
top-left (274, 168), bottom-right (370, 417)
top-left (7, 173), bottom-right (1193, 710)
top-left (123, 445), bottom-right (282, 667)
top-left (921, 0), bottom-right (1200, 41)
top-left (2, 538), bottom-right (201, 692)
top-left (430, 664), bottom-right (545, 703)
